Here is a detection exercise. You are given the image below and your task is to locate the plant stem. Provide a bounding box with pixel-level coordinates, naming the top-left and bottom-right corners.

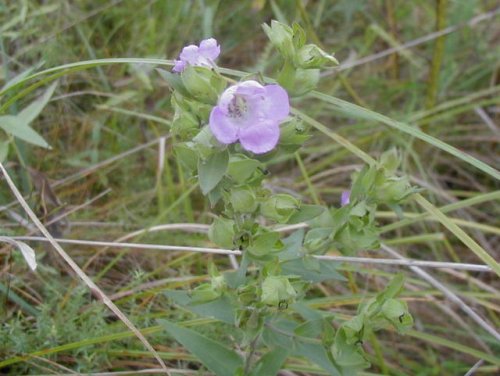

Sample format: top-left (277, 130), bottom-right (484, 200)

top-left (425, 0), bottom-right (448, 111)
top-left (243, 331), bottom-right (262, 375)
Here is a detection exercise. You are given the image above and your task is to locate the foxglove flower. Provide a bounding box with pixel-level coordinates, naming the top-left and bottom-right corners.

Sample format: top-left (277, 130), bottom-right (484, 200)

top-left (341, 190), bottom-right (350, 206)
top-left (209, 80), bottom-right (289, 154)
top-left (173, 38), bottom-right (220, 73)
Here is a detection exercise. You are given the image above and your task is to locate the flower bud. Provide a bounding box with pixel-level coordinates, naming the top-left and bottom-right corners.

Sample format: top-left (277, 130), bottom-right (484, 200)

top-left (247, 231), bottom-right (283, 259)
top-left (229, 187), bottom-right (258, 213)
top-left (181, 65), bottom-right (226, 104)
top-left (208, 217), bottom-right (235, 248)
top-left (191, 283), bottom-right (220, 302)
top-left (279, 120), bottom-right (310, 152)
top-left (261, 194), bottom-right (300, 223)
top-left (296, 44), bottom-right (339, 69)
top-left (279, 67), bottom-right (320, 97)
top-left (261, 276), bottom-right (297, 306)
top-left (262, 20), bottom-right (295, 60)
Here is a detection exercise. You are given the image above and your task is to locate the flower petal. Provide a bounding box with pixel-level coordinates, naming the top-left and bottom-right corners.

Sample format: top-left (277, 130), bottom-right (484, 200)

top-left (239, 120), bottom-right (280, 154)
top-left (262, 84), bottom-right (290, 122)
top-left (218, 85), bottom-right (238, 114)
top-left (172, 60), bottom-right (186, 73)
top-left (209, 106), bottom-right (239, 144)
top-left (235, 80), bottom-right (265, 96)
top-left (199, 38), bottom-right (220, 61)
top-left (341, 190), bottom-right (350, 206)
top-left (179, 45), bottom-right (200, 64)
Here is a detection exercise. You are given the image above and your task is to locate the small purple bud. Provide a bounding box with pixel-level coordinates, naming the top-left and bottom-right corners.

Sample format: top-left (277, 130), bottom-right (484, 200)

top-left (172, 38), bottom-right (221, 73)
top-left (341, 190), bottom-right (350, 206)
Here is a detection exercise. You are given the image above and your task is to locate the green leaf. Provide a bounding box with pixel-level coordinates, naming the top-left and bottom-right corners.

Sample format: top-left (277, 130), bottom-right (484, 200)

top-left (295, 342), bottom-right (342, 376)
top-left (156, 68), bottom-right (191, 97)
top-left (248, 231), bottom-right (283, 258)
top-left (303, 227), bottom-right (332, 253)
top-left (261, 194), bottom-right (300, 223)
top-left (287, 204), bottom-right (326, 224)
top-left (296, 44), bottom-right (339, 69)
top-left (279, 119), bottom-right (311, 150)
top-left (281, 68), bottom-right (320, 97)
top-left (294, 319), bottom-right (324, 338)
top-left (159, 319), bottom-right (243, 376)
top-left (181, 65), bottom-right (223, 104)
top-left (281, 258), bottom-right (346, 282)
top-left (262, 318), bottom-right (298, 349)
top-left (164, 291), bottom-right (236, 324)
top-left (223, 254), bottom-right (249, 288)
top-left (261, 276), bottom-right (297, 306)
top-left (190, 283), bottom-right (220, 303)
top-left (18, 81), bottom-right (58, 124)
top-left (382, 298), bottom-right (413, 331)
top-left (279, 229), bottom-right (305, 261)
top-left (229, 187), bottom-right (258, 213)
top-left (174, 142), bottom-right (199, 171)
top-left (332, 329), bottom-right (369, 370)
top-left (262, 20), bottom-right (295, 60)
top-left (227, 154), bottom-right (261, 183)
top-left (249, 347), bottom-right (289, 376)
top-left (208, 217), bottom-right (235, 248)
top-left (198, 150), bottom-right (229, 195)
top-left (0, 115), bottom-right (50, 148)
top-left (378, 274), bottom-right (405, 301)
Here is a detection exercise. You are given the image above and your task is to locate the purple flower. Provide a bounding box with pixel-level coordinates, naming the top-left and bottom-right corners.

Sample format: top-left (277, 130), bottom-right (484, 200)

top-left (209, 80), bottom-right (290, 154)
top-left (341, 190), bottom-right (350, 206)
top-left (173, 38), bottom-right (220, 73)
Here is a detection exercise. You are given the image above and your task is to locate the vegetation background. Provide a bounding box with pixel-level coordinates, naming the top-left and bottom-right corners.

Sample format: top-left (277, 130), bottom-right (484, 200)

top-left (0, 0), bottom-right (498, 375)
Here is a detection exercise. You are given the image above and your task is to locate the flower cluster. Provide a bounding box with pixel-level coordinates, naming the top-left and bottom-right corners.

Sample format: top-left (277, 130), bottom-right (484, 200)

top-left (173, 39), bottom-right (290, 154)
top-left (172, 38), bottom-right (220, 73)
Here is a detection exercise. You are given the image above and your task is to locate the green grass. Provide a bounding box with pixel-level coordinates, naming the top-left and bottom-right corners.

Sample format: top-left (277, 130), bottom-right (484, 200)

top-left (1, 0), bottom-right (499, 375)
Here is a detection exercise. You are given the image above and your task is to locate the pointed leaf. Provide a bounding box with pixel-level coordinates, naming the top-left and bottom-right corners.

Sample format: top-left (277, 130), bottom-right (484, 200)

top-left (18, 81), bottom-right (58, 124)
top-left (156, 68), bottom-right (191, 97)
top-left (159, 319), bottom-right (243, 376)
top-left (295, 342), bottom-right (342, 376)
top-left (198, 150), bottom-right (228, 195)
top-left (282, 258), bottom-right (346, 282)
top-left (0, 115), bottom-right (50, 148)
top-left (249, 347), bottom-right (289, 376)
top-left (164, 291), bottom-right (236, 324)
top-left (287, 204), bottom-right (326, 224)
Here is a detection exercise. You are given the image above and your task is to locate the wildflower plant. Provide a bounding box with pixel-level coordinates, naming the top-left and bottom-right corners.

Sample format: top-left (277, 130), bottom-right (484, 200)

top-left (156, 21), bottom-right (416, 375)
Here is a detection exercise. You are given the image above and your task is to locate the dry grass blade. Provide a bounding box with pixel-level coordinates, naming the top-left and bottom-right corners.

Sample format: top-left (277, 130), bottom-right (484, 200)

top-left (0, 163), bottom-right (170, 375)
top-left (30, 369), bottom-right (197, 376)
top-left (464, 360), bottom-right (485, 376)
top-left (10, 235), bottom-right (494, 272)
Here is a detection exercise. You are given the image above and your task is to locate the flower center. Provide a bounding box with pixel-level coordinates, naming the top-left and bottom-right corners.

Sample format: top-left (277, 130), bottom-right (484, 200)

top-left (227, 95), bottom-right (248, 119)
